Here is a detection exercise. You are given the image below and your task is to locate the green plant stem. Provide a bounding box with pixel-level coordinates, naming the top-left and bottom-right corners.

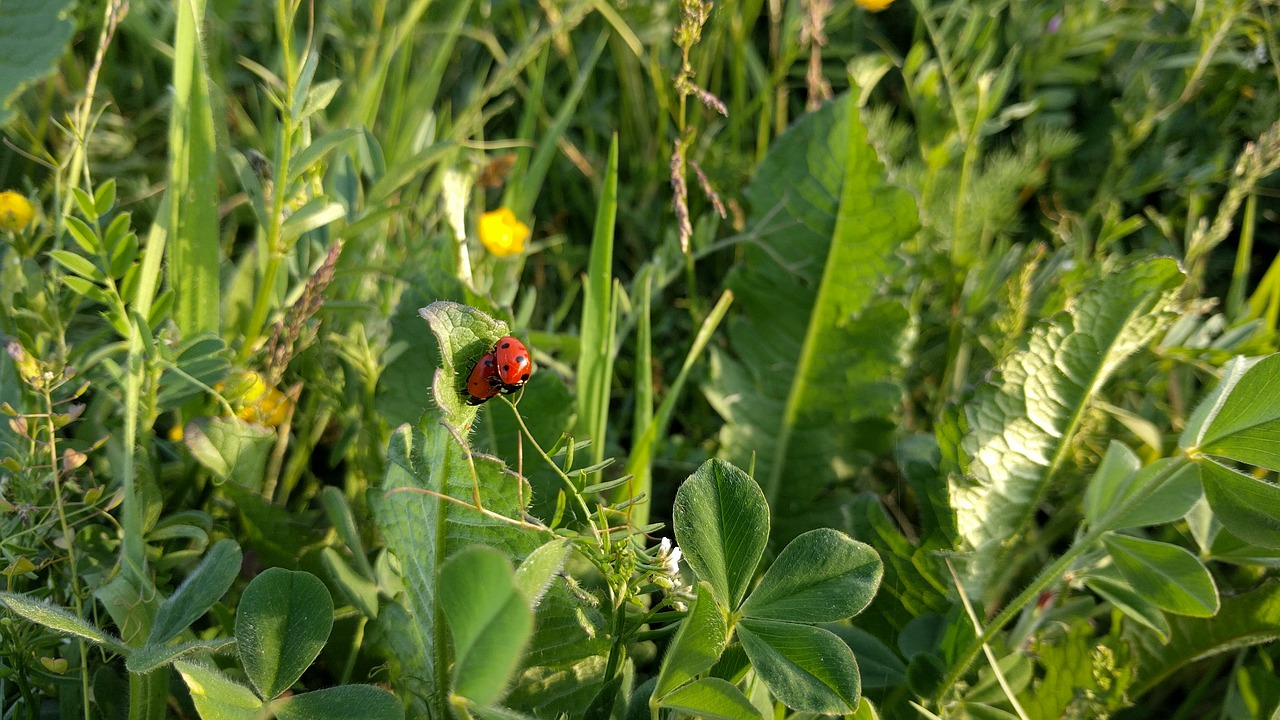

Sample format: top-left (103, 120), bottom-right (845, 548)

top-left (503, 397), bottom-right (597, 534)
top-left (934, 456), bottom-right (1190, 703)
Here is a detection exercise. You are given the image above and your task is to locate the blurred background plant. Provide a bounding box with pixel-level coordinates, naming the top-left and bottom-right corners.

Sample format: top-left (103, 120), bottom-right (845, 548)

top-left (1, 0), bottom-right (1279, 717)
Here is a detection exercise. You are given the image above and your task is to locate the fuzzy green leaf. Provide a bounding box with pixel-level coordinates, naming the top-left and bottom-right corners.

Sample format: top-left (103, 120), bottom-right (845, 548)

top-left (419, 301), bottom-right (510, 429)
top-left (148, 538), bottom-right (242, 646)
top-left (672, 459), bottom-right (769, 610)
top-left (1102, 533), bottom-right (1219, 617)
top-left (737, 618), bottom-right (861, 714)
top-left (371, 422), bottom-right (540, 713)
top-left (512, 539), bottom-right (573, 607)
top-left (441, 546), bottom-right (533, 706)
top-left (175, 661), bottom-right (263, 720)
top-left (0, 0), bottom-right (74, 127)
top-left (272, 685), bottom-right (403, 720)
top-left (950, 258), bottom-right (1183, 594)
top-left (126, 637), bottom-right (236, 674)
top-left (1199, 459), bottom-right (1280, 549)
top-left (236, 568), bottom-right (334, 700)
top-left (740, 528), bottom-right (882, 623)
top-left (0, 591), bottom-right (127, 654)
top-left (653, 582), bottom-right (729, 700)
top-left (704, 93), bottom-right (918, 542)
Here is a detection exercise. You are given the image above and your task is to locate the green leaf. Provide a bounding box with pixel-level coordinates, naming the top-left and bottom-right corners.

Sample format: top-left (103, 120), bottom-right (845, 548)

top-left (94, 178), bottom-right (117, 217)
top-left (148, 538), bottom-right (241, 646)
top-left (419, 301), bottom-right (510, 429)
top-left (575, 135), bottom-right (618, 477)
top-left (512, 539), bottom-right (573, 607)
top-left (48, 249), bottom-right (106, 283)
top-left (441, 546), bottom-right (533, 707)
top-left (740, 528), bottom-right (881, 623)
top-left (1082, 565), bottom-right (1171, 642)
top-left (320, 547), bottom-right (380, 619)
top-left (157, 333), bottom-right (230, 410)
top-left (175, 661), bottom-right (263, 720)
top-left (287, 129), bottom-right (362, 185)
top-left (737, 618), bottom-right (861, 714)
top-left (1184, 354), bottom-right (1280, 471)
top-left (672, 459), bottom-right (769, 609)
top-left (1018, 623), bottom-right (1133, 720)
top-left (1086, 453), bottom-right (1201, 531)
top-left (1102, 533), bottom-right (1219, 617)
top-left (0, 0), bottom-right (74, 127)
top-left (0, 592), bottom-right (128, 655)
top-left (1130, 581), bottom-right (1280, 696)
top-left (183, 416), bottom-right (276, 491)
top-left (704, 93), bottom-right (918, 543)
top-left (279, 198), bottom-right (347, 243)
top-left (950, 258), bottom-right (1183, 595)
top-left (271, 685), bottom-right (403, 720)
top-left (371, 422), bottom-right (540, 714)
top-left (823, 625), bottom-right (907, 689)
top-left (1199, 459), bottom-right (1280, 549)
top-left (653, 583), bottom-right (729, 700)
top-left (657, 678), bottom-right (763, 720)
top-left (64, 215), bottom-right (102, 254)
top-left (126, 637), bottom-right (236, 674)
top-left (236, 568), bottom-right (334, 700)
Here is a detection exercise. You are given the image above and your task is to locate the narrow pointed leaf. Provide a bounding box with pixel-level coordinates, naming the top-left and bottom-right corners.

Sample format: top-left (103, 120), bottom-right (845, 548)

top-left (653, 582), bottom-right (729, 700)
top-left (513, 539), bottom-right (573, 607)
top-left (737, 618), bottom-right (861, 714)
top-left (1200, 458), bottom-right (1280, 548)
top-left (704, 93), bottom-right (918, 542)
top-left (0, 592), bottom-right (127, 654)
top-left (673, 459), bottom-right (769, 609)
top-left (658, 678), bottom-right (763, 720)
top-left (1083, 566), bottom-right (1171, 642)
top-left (1102, 533), bottom-right (1219, 617)
top-left (149, 539), bottom-right (241, 645)
top-left (740, 528), bottom-right (882, 623)
top-left (950, 258), bottom-right (1183, 593)
top-left (236, 568), bottom-right (334, 700)
top-left (126, 637), bottom-right (237, 674)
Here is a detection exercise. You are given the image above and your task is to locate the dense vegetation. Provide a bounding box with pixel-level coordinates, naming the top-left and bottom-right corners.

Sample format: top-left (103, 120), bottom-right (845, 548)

top-left (3, 1), bottom-right (1280, 718)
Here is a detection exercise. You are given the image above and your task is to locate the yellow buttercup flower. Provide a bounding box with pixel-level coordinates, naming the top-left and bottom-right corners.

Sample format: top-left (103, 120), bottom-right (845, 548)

top-left (0, 191), bottom-right (35, 232)
top-left (855, 0), bottom-right (895, 10)
top-left (478, 207), bottom-right (530, 257)
top-left (216, 371), bottom-right (292, 427)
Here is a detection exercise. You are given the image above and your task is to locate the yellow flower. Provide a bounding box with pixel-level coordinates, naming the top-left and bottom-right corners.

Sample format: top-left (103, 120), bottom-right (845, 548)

top-left (855, 0), bottom-right (895, 11)
top-left (478, 207), bottom-right (530, 257)
top-left (216, 371), bottom-right (292, 427)
top-left (0, 191), bottom-right (35, 232)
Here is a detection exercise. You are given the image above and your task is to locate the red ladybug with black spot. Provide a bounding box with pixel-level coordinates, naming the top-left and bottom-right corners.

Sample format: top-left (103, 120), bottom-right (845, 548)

top-left (464, 352), bottom-right (501, 405)
top-left (494, 335), bottom-right (532, 393)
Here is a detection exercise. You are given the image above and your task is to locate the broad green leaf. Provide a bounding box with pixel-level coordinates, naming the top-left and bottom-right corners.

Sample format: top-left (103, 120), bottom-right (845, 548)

top-left (183, 416), bottom-right (275, 491)
top-left (371, 423), bottom-right (540, 714)
top-left (441, 546), bottom-right (533, 706)
top-left (126, 637), bottom-right (236, 674)
top-left (653, 583), bottom-right (729, 700)
top-left (0, 592), bottom-right (127, 654)
top-left (705, 93), bottom-right (917, 543)
top-left (272, 685), bottom-right (403, 720)
top-left (1199, 459), bottom-right (1280, 549)
top-left (1018, 623), bottom-right (1134, 720)
top-left (1082, 441), bottom-right (1142, 527)
top-left (950, 258), bottom-right (1183, 595)
top-left (738, 618), bottom-right (861, 714)
top-left (1184, 354), bottom-right (1280, 470)
top-left (740, 528), bottom-right (882, 623)
top-left (1130, 581), bottom-right (1280, 696)
top-left (673, 459), bottom-right (769, 609)
top-left (0, 0), bottom-right (74, 127)
top-left (1087, 455), bottom-right (1201, 531)
top-left (236, 568), bottom-right (334, 700)
top-left (657, 678), bottom-right (763, 720)
top-left (419, 301), bottom-right (510, 429)
top-left (149, 539), bottom-right (241, 646)
top-left (175, 661), bottom-right (263, 720)
top-left (168, 0), bottom-right (219, 335)
top-left (1102, 533), bottom-right (1219, 617)
top-left (513, 539), bottom-right (573, 607)
top-left (1083, 565), bottom-right (1171, 641)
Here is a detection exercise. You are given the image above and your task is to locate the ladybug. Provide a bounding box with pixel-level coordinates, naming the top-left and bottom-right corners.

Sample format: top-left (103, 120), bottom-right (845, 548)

top-left (464, 352), bottom-right (501, 405)
top-left (494, 335), bottom-right (532, 393)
